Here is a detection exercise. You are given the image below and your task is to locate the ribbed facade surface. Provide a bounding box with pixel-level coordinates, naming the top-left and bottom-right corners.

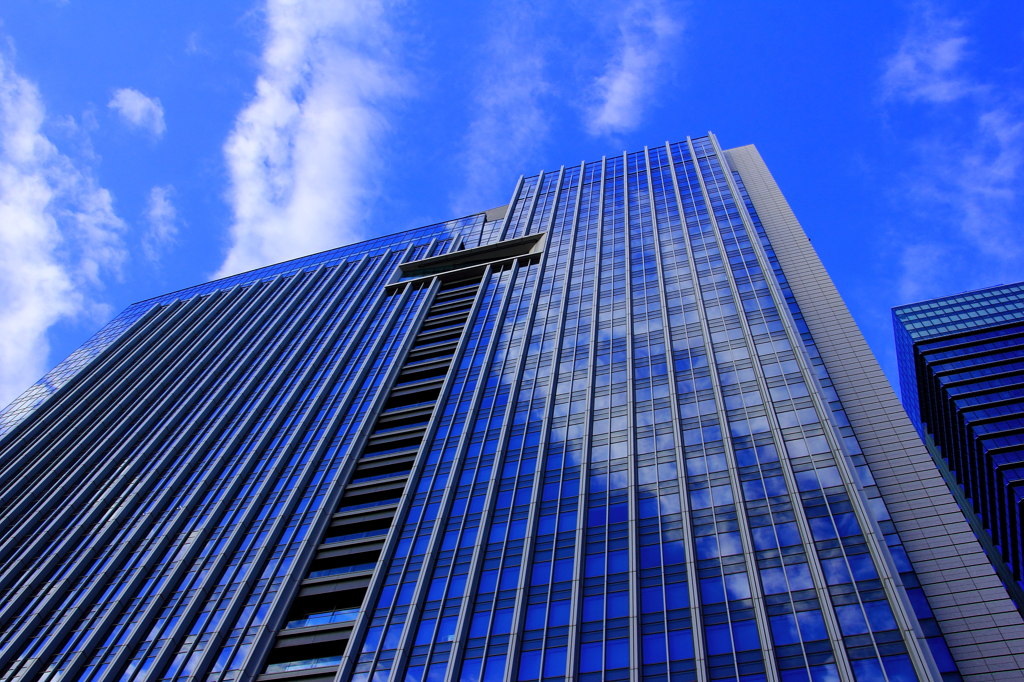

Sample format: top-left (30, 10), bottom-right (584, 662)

top-left (0, 134), bottom-right (1019, 682)
top-left (893, 283), bottom-right (1024, 614)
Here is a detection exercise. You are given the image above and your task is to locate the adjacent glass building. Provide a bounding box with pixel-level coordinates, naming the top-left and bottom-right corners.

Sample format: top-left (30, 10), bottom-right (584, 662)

top-left (1, 134), bottom-right (1022, 682)
top-left (893, 282), bottom-right (1024, 613)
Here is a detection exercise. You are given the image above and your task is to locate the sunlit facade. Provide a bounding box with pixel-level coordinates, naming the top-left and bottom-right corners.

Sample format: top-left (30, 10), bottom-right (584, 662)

top-left (0, 134), bottom-right (1022, 681)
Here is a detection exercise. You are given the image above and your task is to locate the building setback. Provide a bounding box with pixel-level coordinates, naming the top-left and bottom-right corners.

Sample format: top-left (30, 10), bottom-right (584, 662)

top-left (893, 282), bottom-right (1024, 615)
top-left (0, 134), bottom-right (1022, 681)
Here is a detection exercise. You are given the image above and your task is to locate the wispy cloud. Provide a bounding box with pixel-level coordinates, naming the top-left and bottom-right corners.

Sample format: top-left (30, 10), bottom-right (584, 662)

top-left (108, 88), bottom-right (166, 137)
top-left (882, 3), bottom-right (1024, 300)
top-left (0, 44), bottom-right (125, 405)
top-left (217, 0), bottom-right (405, 278)
top-left (881, 6), bottom-right (975, 105)
top-left (452, 1), bottom-right (683, 213)
top-left (585, 0), bottom-right (681, 137)
top-left (451, 5), bottom-right (551, 217)
top-left (143, 185), bottom-right (179, 260)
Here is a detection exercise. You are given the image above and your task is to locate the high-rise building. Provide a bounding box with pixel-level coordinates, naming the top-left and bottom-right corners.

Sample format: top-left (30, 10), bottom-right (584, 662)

top-left (893, 282), bottom-right (1024, 613)
top-left (0, 134), bottom-right (1022, 682)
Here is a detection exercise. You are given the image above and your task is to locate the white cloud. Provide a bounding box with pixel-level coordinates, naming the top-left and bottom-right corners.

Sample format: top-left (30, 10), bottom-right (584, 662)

top-left (216, 0), bottom-right (404, 278)
top-left (451, 1), bottom-right (684, 213)
top-left (185, 31), bottom-right (205, 56)
top-left (585, 0), bottom-right (682, 137)
top-left (143, 185), bottom-right (179, 260)
top-left (108, 88), bottom-right (166, 137)
top-left (881, 8), bottom-right (975, 104)
top-left (882, 3), bottom-right (1024, 299)
top-left (896, 242), bottom-right (950, 304)
top-left (452, 6), bottom-right (551, 217)
top-left (0, 46), bottom-right (125, 406)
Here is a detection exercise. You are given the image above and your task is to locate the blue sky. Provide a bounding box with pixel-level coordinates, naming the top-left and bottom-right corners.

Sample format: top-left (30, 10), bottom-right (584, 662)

top-left (0, 0), bottom-right (1021, 406)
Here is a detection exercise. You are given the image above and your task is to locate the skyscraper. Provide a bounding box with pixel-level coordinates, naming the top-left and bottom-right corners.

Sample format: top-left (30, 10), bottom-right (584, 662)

top-left (0, 134), bottom-right (1022, 682)
top-left (893, 282), bottom-right (1024, 613)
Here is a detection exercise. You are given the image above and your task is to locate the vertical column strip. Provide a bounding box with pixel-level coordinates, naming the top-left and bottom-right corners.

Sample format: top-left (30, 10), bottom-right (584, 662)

top-left (141, 252), bottom-right (420, 679)
top-left (687, 140), bottom-right (857, 680)
top-left (444, 166), bottom-right (566, 681)
top-left (671, 139), bottom-right (779, 681)
top-left (498, 162), bottom-right (584, 682)
top-left (644, 146), bottom-right (709, 682)
top-left (708, 135), bottom-right (941, 681)
top-left (566, 156), bottom-right (606, 680)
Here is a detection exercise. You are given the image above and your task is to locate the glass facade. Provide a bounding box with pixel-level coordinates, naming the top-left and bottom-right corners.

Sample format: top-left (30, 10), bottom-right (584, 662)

top-left (894, 282), bottom-right (1024, 612)
top-left (0, 133), bottom-right (992, 681)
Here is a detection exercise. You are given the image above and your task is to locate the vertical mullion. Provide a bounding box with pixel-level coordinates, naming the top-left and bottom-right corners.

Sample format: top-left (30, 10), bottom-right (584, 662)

top-left (0, 297), bottom-right (210, 509)
top-left (693, 140), bottom-right (858, 680)
top-left (708, 135), bottom-right (940, 680)
top-left (200, 253), bottom-right (436, 680)
top-left (333, 268), bottom-right (489, 682)
top-left (386, 261), bottom-right (524, 679)
top-left (498, 177), bottom-right (527, 242)
top-left (443, 166), bottom-right (566, 681)
top-left (499, 162), bottom-right (585, 682)
top-left (8, 268), bottom-right (324, 681)
top-left (0, 289), bottom-right (248, 639)
top-left (645, 145), bottom-right (708, 681)
top-left (142, 251), bottom-right (418, 679)
top-left (667, 139), bottom-right (778, 681)
top-left (623, 151), bottom-right (642, 682)
top-left (566, 156), bottom-right (606, 680)
top-left (0, 302), bottom-right (170, 459)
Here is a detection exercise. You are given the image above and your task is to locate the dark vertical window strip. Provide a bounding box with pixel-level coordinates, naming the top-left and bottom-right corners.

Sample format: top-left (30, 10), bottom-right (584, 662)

top-left (127, 254), bottom-right (409, 679)
top-left (691, 138), bottom-right (824, 682)
top-left (190, 254), bottom-right (433, 679)
top-left (581, 153), bottom-right (632, 682)
top-left (187, 285), bottom-right (432, 678)
top-left (503, 175), bottom-right (542, 242)
top-left (0, 284), bottom-right (276, 572)
top-left (0, 269), bottom-right (329, 680)
top-left (0, 289), bottom-right (250, 609)
top-left (350, 265), bottom-right (511, 680)
top-left (0, 219), bottom-right (469, 439)
top-left (722, 147), bottom-right (954, 680)
top-left (450, 162), bottom-right (585, 681)
top-left (72, 266), bottom-right (349, 678)
top-left (566, 156), bottom-right (606, 681)
top-left (712, 137), bottom-right (948, 680)
top-left (645, 145), bottom-right (706, 681)
top-left (0, 293), bottom-right (229, 523)
top-left (46, 264), bottom-right (343, 680)
top-left (0, 302), bottom-right (168, 454)
top-left (0, 280), bottom-right (282, 679)
top-left (622, 151), bottom-right (644, 682)
top-left (494, 163), bottom-right (584, 682)
top-left (403, 260), bottom-right (542, 681)
top-left (497, 176), bottom-right (527, 243)
top-left (630, 150), bottom-right (685, 680)
top-left (423, 264), bottom-right (554, 679)
top-left (334, 272), bottom-right (492, 682)
top-left (435, 165), bottom-right (569, 682)
top-left (382, 264), bottom-right (526, 680)
top-left (671, 139), bottom-right (774, 681)
top-left (138, 256), bottom-right (397, 676)
top-left (0, 295), bottom-right (213, 504)
top-left (249, 269), bottom-right (433, 682)
top-left (505, 162), bottom-right (591, 681)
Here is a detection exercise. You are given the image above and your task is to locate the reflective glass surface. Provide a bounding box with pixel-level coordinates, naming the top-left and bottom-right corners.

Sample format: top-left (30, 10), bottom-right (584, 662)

top-left (0, 137), bottom-right (962, 682)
